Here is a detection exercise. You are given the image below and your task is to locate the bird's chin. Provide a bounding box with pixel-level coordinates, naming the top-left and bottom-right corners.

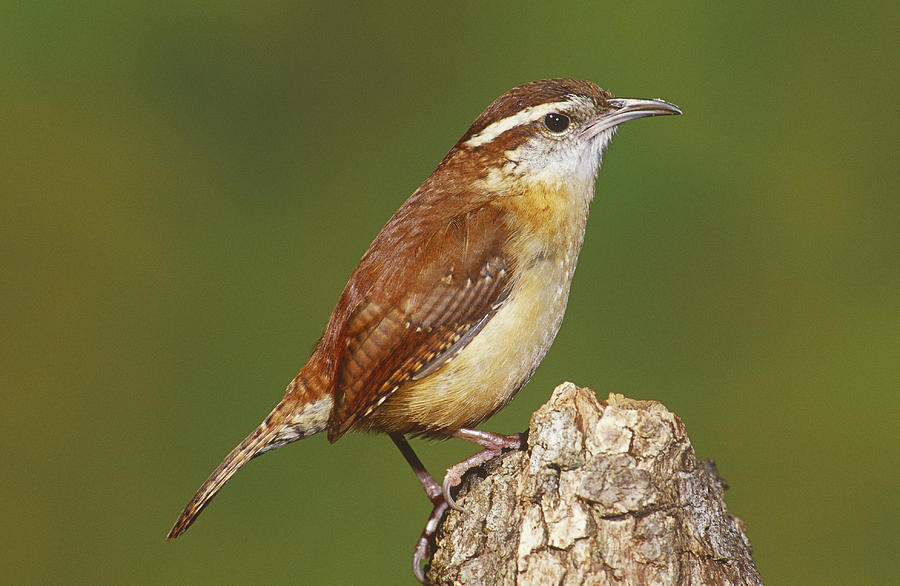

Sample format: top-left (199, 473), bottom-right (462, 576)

top-left (576, 127), bottom-right (616, 181)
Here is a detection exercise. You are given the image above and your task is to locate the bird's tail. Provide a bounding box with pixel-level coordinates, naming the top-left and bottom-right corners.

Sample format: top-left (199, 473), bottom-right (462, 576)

top-left (166, 380), bottom-right (332, 540)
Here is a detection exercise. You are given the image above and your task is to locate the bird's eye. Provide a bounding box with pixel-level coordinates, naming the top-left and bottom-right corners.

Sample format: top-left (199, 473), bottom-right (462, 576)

top-left (543, 112), bottom-right (570, 133)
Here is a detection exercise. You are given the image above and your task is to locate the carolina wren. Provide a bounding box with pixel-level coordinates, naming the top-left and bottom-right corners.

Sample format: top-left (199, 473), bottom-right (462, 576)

top-left (167, 78), bottom-right (680, 582)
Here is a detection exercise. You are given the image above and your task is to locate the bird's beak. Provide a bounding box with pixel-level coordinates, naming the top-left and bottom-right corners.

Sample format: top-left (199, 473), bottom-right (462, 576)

top-left (585, 98), bottom-right (682, 138)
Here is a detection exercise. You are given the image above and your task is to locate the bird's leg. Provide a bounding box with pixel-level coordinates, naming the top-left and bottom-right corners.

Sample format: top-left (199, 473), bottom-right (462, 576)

top-left (441, 429), bottom-right (527, 511)
top-left (391, 430), bottom-right (527, 583)
top-left (391, 434), bottom-right (447, 585)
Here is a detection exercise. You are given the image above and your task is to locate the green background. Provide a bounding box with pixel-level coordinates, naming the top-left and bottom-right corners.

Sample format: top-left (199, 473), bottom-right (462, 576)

top-left (3, 2), bottom-right (897, 584)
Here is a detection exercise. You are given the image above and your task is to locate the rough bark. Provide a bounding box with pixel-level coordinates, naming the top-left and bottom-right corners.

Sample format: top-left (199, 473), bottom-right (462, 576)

top-left (428, 382), bottom-right (761, 586)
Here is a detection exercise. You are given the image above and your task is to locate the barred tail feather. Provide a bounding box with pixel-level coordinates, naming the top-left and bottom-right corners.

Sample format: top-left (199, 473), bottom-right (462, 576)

top-left (166, 394), bottom-right (332, 540)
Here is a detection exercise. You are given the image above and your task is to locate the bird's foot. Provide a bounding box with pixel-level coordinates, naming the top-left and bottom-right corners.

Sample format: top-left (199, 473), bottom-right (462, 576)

top-left (412, 498), bottom-right (448, 585)
top-left (400, 430), bottom-right (527, 584)
top-left (442, 430), bottom-right (527, 511)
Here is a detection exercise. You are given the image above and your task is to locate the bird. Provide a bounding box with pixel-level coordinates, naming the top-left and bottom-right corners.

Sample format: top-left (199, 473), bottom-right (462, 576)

top-left (166, 78), bottom-right (681, 583)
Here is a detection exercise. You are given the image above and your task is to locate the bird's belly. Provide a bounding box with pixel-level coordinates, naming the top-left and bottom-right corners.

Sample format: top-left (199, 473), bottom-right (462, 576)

top-left (374, 254), bottom-right (577, 435)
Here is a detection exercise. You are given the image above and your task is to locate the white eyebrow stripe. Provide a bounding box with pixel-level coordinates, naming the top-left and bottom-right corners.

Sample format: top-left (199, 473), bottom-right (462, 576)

top-left (463, 101), bottom-right (574, 148)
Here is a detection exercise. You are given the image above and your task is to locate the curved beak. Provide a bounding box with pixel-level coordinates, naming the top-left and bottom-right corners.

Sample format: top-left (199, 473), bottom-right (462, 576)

top-left (585, 98), bottom-right (682, 138)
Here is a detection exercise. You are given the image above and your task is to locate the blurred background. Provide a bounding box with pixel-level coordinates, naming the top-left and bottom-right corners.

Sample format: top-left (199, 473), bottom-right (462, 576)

top-left (2, 2), bottom-right (897, 584)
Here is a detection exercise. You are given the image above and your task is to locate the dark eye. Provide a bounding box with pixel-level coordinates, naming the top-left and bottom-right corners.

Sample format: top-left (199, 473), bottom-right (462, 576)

top-left (543, 112), bottom-right (570, 133)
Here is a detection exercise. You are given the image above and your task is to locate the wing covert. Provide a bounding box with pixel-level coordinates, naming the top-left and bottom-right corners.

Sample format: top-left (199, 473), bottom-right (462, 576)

top-left (327, 204), bottom-right (511, 440)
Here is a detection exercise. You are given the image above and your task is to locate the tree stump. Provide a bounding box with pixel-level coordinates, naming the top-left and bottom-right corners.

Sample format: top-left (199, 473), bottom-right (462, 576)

top-left (428, 382), bottom-right (761, 585)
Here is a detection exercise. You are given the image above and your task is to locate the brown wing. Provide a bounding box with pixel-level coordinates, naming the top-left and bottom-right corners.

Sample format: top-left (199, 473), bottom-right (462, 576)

top-left (326, 203), bottom-right (512, 441)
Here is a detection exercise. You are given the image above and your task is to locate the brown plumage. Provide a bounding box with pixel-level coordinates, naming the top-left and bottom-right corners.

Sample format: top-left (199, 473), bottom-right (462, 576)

top-left (328, 203), bottom-right (513, 439)
top-left (166, 79), bottom-right (681, 582)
